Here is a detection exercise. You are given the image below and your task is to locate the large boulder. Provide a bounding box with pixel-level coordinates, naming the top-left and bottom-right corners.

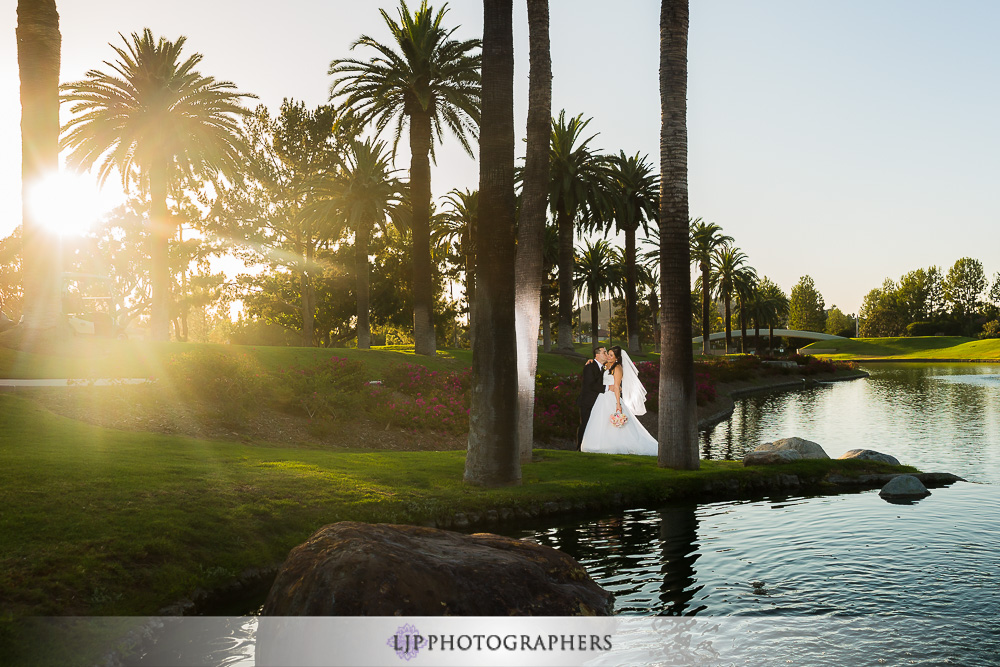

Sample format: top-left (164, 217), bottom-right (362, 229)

top-left (839, 449), bottom-right (901, 466)
top-left (743, 449), bottom-right (802, 466)
top-left (879, 474), bottom-right (931, 500)
top-left (261, 521), bottom-right (614, 616)
top-left (753, 437), bottom-right (829, 459)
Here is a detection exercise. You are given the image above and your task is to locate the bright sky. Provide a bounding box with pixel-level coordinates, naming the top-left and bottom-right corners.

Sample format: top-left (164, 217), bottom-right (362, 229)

top-left (3, 0), bottom-right (999, 314)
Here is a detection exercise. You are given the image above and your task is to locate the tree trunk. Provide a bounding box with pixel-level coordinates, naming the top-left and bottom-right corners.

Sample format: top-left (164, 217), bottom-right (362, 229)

top-left (541, 285), bottom-right (552, 351)
top-left (754, 319), bottom-right (761, 354)
top-left (555, 205), bottom-right (575, 351)
top-left (149, 159), bottom-right (171, 341)
top-left (465, 244), bottom-right (476, 349)
top-left (356, 224), bottom-right (371, 349)
top-left (15, 0), bottom-right (62, 336)
top-left (590, 295), bottom-right (599, 345)
top-left (625, 225), bottom-right (641, 355)
top-left (739, 298), bottom-right (747, 353)
top-left (657, 0), bottom-right (698, 470)
top-left (465, 0), bottom-right (520, 486)
top-left (723, 293), bottom-right (732, 353)
top-left (514, 0), bottom-right (551, 463)
top-left (768, 323), bottom-right (774, 355)
top-left (410, 109), bottom-right (436, 356)
top-left (700, 262), bottom-right (711, 355)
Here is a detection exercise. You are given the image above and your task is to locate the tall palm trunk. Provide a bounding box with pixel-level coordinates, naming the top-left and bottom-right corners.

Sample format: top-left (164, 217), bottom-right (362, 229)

top-left (590, 294), bottom-right (600, 345)
top-left (723, 293), bottom-right (732, 353)
top-left (514, 0), bottom-right (551, 462)
top-left (410, 109), bottom-right (436, 356)
top-left (768, 322), bottom-right (775, 354)
top-left (16, 0), bottom-right (61, 334)
top-left (465, 0), bottom-right (519, 486)
top-left (465, 236), bottom-right (476, 348)
top-left (625, 226), bottom-right (641, 355)
top-left (356, 223), bottom-right (371, 349)
top-left (541, 285), bottom-right (552, 351)
top-left (700, 261), bottom-right (711, 355)
top-left (738, 298), bottom-right (747, 353)
top-left (555, 204), bottom-right (575, 351)
top-left (657, 0), bottom-right (698, 470)
top-left (149, 159), bottom-right (171, 341)
top-left (754, 318), bottom-right (761, 354)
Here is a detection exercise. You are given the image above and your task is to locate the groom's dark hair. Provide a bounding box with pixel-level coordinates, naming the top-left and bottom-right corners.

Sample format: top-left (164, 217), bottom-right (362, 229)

top-left (592, 345), bottom-right (606, 357)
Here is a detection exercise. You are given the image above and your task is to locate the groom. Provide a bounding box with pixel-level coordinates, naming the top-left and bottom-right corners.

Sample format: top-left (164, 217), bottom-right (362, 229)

top-left (576, 345), bottom-right (608, 450)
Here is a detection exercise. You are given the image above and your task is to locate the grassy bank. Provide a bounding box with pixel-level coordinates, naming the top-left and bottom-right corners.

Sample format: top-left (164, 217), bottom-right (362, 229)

top-left (0, 339), bottom-right (656, 380)
top-left (0, 390), bottom-right (912, 620)
top-left (801, 336), bottom-right (1000, 361)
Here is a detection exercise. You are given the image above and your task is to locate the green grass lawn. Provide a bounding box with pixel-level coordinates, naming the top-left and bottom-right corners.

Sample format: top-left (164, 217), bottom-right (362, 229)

top-left (800, 336), bottom-right (1000, 360)
top-left (0, 391), bottom-right (909, 621)
top-left (0, 339), bottom-right (662, 380)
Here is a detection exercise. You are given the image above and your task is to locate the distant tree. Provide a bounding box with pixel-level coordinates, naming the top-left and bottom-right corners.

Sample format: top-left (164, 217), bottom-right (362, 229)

top-left (944, 257), bottom-right (987, 319)
top-left (732, 263), bottom-right (758, 353)
top-left (824, 306), bottom-right (854, 337)
top-left (688, 219), bottom-right (731, 354)
top-left (788, 275), bottom-right (826, 332)
top-left (0, 228), bottom-right (24, 324)
top-left (989, 273), bottom-right (1000, 308)
top-left (756, 277), bottom-right (789, 353)
top-left (548, 110), bottom-right (610, 351)
top-left (437, 188), bottom-right (478, 344)
top-left (330, 0), bottom-right (482, 356)
top-left (858, 279), bottom-right (905, 338)
top-left (573, 239), bottom-right (622, 344)
top-left (62, 29), bottom-right (254, 340)
top-left (605, 151), bottom-right (658, 355)
top-left (710, 244), bottom-right (749, 352)
top-left (896, 268), bottom-right (933, 323)
top-left (210, 102), bottom-right (341, 346)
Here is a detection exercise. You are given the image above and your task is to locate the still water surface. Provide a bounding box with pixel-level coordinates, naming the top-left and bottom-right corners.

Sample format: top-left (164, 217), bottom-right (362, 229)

top-left (134, 364), bottom-right (1000, 665)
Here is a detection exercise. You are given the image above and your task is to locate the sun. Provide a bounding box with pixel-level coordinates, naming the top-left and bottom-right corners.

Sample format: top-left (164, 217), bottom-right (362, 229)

top-left (26, 170), bottom-right (123, 236)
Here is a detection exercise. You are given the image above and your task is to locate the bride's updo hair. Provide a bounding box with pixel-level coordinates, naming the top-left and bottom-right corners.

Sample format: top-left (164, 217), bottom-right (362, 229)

top-left (608, 345), bottom-right (623, 372)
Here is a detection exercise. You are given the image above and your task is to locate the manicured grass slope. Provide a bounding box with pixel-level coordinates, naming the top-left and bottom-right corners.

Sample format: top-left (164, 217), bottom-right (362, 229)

top-left (0, 339), bottom-right (660, 380)
top-left (0, 393), bottom-right (908, 621)
top-left (801, 336), bottom-right (1000, 360)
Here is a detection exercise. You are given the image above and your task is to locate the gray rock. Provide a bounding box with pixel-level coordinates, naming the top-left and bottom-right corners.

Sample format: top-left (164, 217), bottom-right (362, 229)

top-left (754, 437), bottom-right (829, 459)
top-left (260, 521), bottom-right (613, 617)
top-left (839, 449), bottom-right (901, 466)
top-left (879, 474), bottom-right (931, 499)
top-left (743, 449), bottom-right (802, 466)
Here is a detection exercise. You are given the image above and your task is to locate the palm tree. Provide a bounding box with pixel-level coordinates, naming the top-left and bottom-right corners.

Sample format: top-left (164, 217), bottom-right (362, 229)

top-left (711, 244), bottom-right (749, 354)
top-left (329, 0), bottom-right (481, 356)
top-left (14, 0), bottom-right (62, 338)
top-left (540, 223), bottom-right (559, 351)
top-left (689, 218), bottom-right (732, 355)
top-left (61, 29), bottom-right (254, 341)
top-left (733, 263), bottom-right (758, 353)
top-left (514, 0), bottom-right (551, 464)
top-left (658, 0), bottom-right (698, 470)
top-left (606, 151), bottom-right (658, 356)
top-left (574, 239), bottom-right (621, 346)
top-left (305, 138), bottom-right (404, 349)
top-left (757, 277), bottom-right (789, 354)
top-left (549, 110), bottom-right (610, 352)
top-left (436, 188), bottom-right (477, 346)
top-left (464, 0), bottom-right (519, 486)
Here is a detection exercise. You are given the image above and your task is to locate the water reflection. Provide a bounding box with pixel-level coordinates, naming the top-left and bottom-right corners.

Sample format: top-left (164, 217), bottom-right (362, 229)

top-left (701, 364), bottom-right (1000, 484)
top-left (656, 506), bottom-right (702, 616)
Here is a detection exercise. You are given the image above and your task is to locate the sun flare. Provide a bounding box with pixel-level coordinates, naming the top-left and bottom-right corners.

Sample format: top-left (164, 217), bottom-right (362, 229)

top-left (26, 171), bottom-right (122, 236)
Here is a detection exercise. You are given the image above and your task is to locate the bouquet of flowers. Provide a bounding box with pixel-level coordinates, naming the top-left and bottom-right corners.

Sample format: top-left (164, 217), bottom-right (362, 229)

top-left (610, 411), bottom-right (628, 428)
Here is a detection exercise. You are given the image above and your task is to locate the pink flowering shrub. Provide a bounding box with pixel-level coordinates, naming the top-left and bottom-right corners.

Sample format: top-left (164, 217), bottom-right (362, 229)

top-left (371, 363), bottom-right (471, 434)
top-left (533, 371), bottom-right (582, 441)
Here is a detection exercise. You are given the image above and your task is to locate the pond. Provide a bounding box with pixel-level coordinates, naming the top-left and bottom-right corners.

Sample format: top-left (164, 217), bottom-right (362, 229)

top-left (131, 363), bottom-right (1000, 666)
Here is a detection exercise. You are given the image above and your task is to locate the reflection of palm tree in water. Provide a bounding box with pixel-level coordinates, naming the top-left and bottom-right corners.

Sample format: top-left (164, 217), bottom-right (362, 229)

top-left (657, 505), bottom-right (704, 615)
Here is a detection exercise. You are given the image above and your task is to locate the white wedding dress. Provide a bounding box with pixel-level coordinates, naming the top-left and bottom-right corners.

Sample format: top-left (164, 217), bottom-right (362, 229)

top-left (580, 351), bottom-right (658, 456)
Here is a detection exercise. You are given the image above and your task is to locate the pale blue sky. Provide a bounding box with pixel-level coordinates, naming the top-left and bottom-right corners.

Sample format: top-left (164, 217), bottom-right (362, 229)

top-left (2, 0), bottom-right (998, 313)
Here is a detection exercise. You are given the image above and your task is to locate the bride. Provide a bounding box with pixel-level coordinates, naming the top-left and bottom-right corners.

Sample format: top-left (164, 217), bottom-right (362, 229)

top-left (580, 345), bottom-right (658, 456)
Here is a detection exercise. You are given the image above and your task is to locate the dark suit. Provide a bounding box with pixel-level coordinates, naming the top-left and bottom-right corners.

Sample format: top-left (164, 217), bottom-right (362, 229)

top-left (576, 360), bottom-right (606, 449)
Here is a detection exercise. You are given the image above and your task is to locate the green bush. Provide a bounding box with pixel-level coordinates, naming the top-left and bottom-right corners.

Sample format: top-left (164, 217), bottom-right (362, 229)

top-left (905, 321), bottom-right (938, 337)
top-left (980, 320), bottom-right (1000, 340)
top-left (163, 351), bottom-right (269, 425)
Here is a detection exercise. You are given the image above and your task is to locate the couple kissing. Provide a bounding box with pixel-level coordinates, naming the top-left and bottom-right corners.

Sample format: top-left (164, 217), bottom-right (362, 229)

top-left (575, 345), bottom-right (657, 456)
